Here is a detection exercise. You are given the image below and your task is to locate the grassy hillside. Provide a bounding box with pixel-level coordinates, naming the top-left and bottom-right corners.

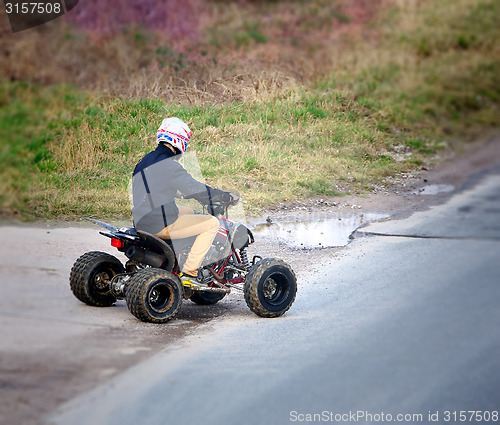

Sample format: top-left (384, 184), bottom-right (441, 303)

top-left (0, 0), bottom-right (498, 220)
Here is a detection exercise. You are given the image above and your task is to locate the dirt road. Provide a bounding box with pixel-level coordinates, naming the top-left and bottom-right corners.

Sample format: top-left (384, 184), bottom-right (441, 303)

top-left (1, 134), bottom-right (499, 425)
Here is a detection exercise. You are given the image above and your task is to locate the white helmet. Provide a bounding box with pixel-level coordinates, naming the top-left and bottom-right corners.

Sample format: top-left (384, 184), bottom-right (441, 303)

top-left (156, 117), bottom-right (193, 154)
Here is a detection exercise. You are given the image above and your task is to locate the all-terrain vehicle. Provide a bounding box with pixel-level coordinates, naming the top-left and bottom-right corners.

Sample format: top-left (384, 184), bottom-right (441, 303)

top-left (69, 195), bottom-right (297, 323)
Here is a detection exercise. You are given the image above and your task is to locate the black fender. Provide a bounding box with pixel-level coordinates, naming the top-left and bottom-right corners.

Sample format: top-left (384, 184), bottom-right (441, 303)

top-left (131, 230), bottom-right (176, 272)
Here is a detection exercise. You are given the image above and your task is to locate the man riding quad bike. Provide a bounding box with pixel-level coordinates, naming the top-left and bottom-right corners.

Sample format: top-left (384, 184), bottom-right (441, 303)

top-left (69, 117), bottom-right (297, 323)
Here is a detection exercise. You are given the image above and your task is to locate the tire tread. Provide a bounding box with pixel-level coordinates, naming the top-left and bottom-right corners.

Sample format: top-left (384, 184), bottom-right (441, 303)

top-left (125, 269), bottom-right (182, 323)
top-left (69, 251), bottom-right (123, 307)
top-left (244, 258), bottom-right (297, 318)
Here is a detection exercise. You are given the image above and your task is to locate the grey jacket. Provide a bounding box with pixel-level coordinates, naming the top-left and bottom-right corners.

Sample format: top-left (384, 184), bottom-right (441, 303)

top-left (131, 144), bottom-right (227, 234)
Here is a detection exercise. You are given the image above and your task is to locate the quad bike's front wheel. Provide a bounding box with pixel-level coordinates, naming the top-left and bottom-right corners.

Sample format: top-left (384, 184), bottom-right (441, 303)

top-left (244, 258), bottom-right (297, 318)
top-left (69, 251), bottom-right (125, 307)
top-left (125, 268), bottom-right (183, 323)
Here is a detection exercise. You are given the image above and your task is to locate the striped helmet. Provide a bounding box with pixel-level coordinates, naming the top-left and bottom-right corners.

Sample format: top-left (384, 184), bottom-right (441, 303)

top-left (156, 117), bottom-right (193, 154)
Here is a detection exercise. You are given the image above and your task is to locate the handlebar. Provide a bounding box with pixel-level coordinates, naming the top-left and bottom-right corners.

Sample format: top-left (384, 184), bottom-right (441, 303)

top-left (179, 192), bottom-right (239, 218)
top-left (204, 194), bottom-right (239, 218)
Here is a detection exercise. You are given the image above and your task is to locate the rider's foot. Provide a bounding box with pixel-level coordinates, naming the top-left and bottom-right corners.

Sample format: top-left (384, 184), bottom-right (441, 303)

top-left (179, 272), bottom-right (207, 287)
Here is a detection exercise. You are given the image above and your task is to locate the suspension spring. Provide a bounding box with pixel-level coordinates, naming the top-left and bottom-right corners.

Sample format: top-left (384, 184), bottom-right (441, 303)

top-left (240, 248), bottom-right (250, 271)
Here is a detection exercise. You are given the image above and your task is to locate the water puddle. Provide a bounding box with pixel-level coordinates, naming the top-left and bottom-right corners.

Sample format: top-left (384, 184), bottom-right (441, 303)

top-left (252, 213), bottom-right (388, 249)
top-left (412, 184), bottom-right (455, 195)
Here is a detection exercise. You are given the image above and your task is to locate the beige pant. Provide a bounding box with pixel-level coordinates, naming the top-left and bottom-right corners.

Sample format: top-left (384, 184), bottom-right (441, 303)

top-left (155, 206), bottom-right (219, 275)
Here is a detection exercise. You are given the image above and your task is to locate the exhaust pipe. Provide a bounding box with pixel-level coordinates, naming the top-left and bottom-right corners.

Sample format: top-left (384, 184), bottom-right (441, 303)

top-left (125, 246), bottom-right (165, 268)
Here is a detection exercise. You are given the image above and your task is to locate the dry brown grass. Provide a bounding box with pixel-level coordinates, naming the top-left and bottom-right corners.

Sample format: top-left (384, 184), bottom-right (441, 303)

top-left (0, 0), bottom-right (382, 104)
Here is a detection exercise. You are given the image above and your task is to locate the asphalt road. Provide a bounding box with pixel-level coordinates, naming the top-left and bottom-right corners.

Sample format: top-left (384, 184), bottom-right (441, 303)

top-left (42, 171), bottom-right (500, 425)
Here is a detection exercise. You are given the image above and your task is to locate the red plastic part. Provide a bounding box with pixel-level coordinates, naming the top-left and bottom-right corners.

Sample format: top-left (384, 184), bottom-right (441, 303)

top-left (111, 238), bottom-right (125, 248)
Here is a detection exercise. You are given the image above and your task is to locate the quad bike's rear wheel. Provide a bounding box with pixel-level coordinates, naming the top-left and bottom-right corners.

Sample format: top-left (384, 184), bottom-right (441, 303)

top-left (69, 251), bottom-right (125, 307)
top-left (244, 258), bottom-right (297, 318)
top-left (125, 268), bottom-right (182, 323)
top-left (190, 292), bottom-right (226, 305)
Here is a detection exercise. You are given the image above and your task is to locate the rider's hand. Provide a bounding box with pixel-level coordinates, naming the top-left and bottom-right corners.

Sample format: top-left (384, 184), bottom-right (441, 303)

top-left (221, 192), bottom-right (233, 203)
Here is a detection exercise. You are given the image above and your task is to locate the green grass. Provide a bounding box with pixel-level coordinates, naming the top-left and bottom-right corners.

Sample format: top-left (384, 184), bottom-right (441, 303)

top-left (0, 83), bottom-right (403, 218)
top-left (1, 0), bottom-right (499, 220)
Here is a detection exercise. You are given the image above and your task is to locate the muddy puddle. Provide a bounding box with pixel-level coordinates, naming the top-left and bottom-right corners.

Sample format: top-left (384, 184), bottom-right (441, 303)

top-left (251, 213), bottom-right (388, 249)
top-left (412, 184), bottom-right (455, 195)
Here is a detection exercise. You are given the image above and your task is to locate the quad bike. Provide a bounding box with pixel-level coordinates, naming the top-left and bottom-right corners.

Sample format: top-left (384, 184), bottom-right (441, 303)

top-left (69, 195), bottom-right (297, 323)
